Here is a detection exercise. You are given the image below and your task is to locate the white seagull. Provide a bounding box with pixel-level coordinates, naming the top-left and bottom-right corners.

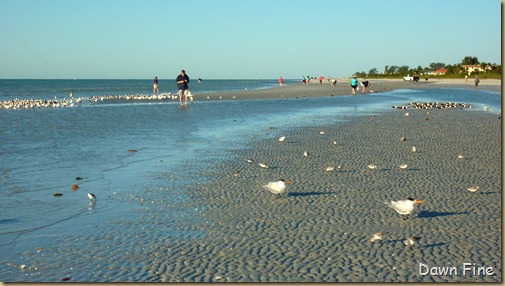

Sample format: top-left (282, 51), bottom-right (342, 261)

top-left (384, 197), bottom-right (423, 220)
top-left (262, 179), bottom-right (292, 197)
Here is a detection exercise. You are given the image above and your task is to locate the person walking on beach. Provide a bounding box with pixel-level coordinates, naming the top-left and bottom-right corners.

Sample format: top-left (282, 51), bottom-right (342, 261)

top-left (361, 80), bottom-right (371, 93)
top-left (465, 75), bottom-right (468, 83)
top-left (318, 76), bottom-right (324, 85)
top-left (351, 75), bottom-right (358, 94)
top-left (176, 70), bottom-right (190, 105)
top-left (474, 76), bottom-right (480, 88)
top-left (153, 76), bottom-right (159, 94)
top-left (279, 76), bottom-right (284, 87)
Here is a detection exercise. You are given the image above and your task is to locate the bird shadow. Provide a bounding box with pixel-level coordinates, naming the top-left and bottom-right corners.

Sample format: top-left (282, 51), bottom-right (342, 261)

top-left (479, 191), bottom-right (497, 195)
top-left (417, 211), bottom-right (470, 218)
top-left (289, 191), bottom-right (333, 197)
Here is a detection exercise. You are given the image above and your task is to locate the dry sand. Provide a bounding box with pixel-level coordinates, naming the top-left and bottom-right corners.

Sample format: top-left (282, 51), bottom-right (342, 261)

top-left (140, 82), bottom-right (502, 282)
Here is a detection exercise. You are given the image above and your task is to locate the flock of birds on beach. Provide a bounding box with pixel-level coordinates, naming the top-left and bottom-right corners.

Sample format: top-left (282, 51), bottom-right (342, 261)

top-left (255, 134), bottom-right (427, 247)
top-left (0, 92), bottom-right (179, 110)
top-left (244, 102), bottom-right (494, 248)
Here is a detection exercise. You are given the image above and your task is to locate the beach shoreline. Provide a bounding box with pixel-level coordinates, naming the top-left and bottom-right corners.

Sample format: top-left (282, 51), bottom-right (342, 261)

top-left (192, 78), bottom-right (501, 101)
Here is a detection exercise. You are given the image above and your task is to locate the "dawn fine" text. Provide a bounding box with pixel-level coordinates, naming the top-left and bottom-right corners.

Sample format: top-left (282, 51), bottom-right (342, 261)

top-left (419, 263), bottom-right (494, 277)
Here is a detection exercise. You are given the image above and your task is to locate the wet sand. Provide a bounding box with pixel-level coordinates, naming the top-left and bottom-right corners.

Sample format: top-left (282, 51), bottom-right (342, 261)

top-left (144, 88), bottom-right (501, 282)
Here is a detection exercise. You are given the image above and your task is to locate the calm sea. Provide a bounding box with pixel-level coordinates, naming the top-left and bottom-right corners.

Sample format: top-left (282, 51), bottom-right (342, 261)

top-left (0, 79), bottom-right (501, 282)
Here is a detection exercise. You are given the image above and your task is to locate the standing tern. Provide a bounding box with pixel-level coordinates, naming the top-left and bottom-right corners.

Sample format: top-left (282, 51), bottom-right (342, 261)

top-left (384, 197), bottom-right (423, 220)
top-left (262, 179), bottom-right (292, 197)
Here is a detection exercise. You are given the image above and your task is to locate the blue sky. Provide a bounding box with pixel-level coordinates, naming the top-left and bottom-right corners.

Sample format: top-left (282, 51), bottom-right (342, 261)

top-left (0, 0), bottom-right (501, 79)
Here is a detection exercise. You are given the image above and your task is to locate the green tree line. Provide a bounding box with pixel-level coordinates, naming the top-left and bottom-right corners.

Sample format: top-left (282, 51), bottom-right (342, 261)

top-left (354, 56), bottom-right (501, 79)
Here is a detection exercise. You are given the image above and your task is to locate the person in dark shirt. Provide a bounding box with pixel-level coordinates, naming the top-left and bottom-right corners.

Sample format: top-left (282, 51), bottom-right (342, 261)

top-left (153, 76), bottom-right (159, 94)
top-left (361, 81), bottom-right (371, 93)
top-left (176, 70), bottom-right (190, 105)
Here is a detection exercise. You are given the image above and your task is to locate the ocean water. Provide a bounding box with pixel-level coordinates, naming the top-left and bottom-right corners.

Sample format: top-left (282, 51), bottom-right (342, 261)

top-left (0, 80), bottom-right (501, 282)
top-left (0, 79), bottom-right (297, 101)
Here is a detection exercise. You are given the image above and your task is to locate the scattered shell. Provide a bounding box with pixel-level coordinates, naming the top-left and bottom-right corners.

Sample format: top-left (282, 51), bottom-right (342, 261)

top-left (367, 164), bottom-right (377, 170)
top-left (278, 136), bottom-right (285, 142)
top-left (319, 131), bottom-right (325, 135)
top-left (411, 146), bottom-right (417, 152)
top-left (326, 166), bottom-right (335, 172)
top-left (457, 154), bottom-right (464, 159)
top-left (399, 164), bottom-right (409, 170)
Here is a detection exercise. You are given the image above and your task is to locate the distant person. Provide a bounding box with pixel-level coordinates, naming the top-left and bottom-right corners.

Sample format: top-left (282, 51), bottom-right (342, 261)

top-left (198, 78), bottom-right (203, 83)
top-left (331, 78), bottom-right (337, 87)
top-left (153, 76), bottom-right (159, 94)
top-left (465, 75), bottom-right (468, 83)
top-left (176, 70), bottom-right (190, 105)
top-left (306, 75), bottom-right (311, 85)
top-left (319, 76), bottom-right (324, 84)
top-left (279, 76), bottom-right (284, 86)
top-left (474, 76), bottom-right (480, 88)
top-left (361, 81), bottom-right (371, 93)
top-left (351, 76), bottom-right (358, 94)
top-left (327, 76), bottom-right (331, 83)
top-left (302, 76), bottom-right (306, 84)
